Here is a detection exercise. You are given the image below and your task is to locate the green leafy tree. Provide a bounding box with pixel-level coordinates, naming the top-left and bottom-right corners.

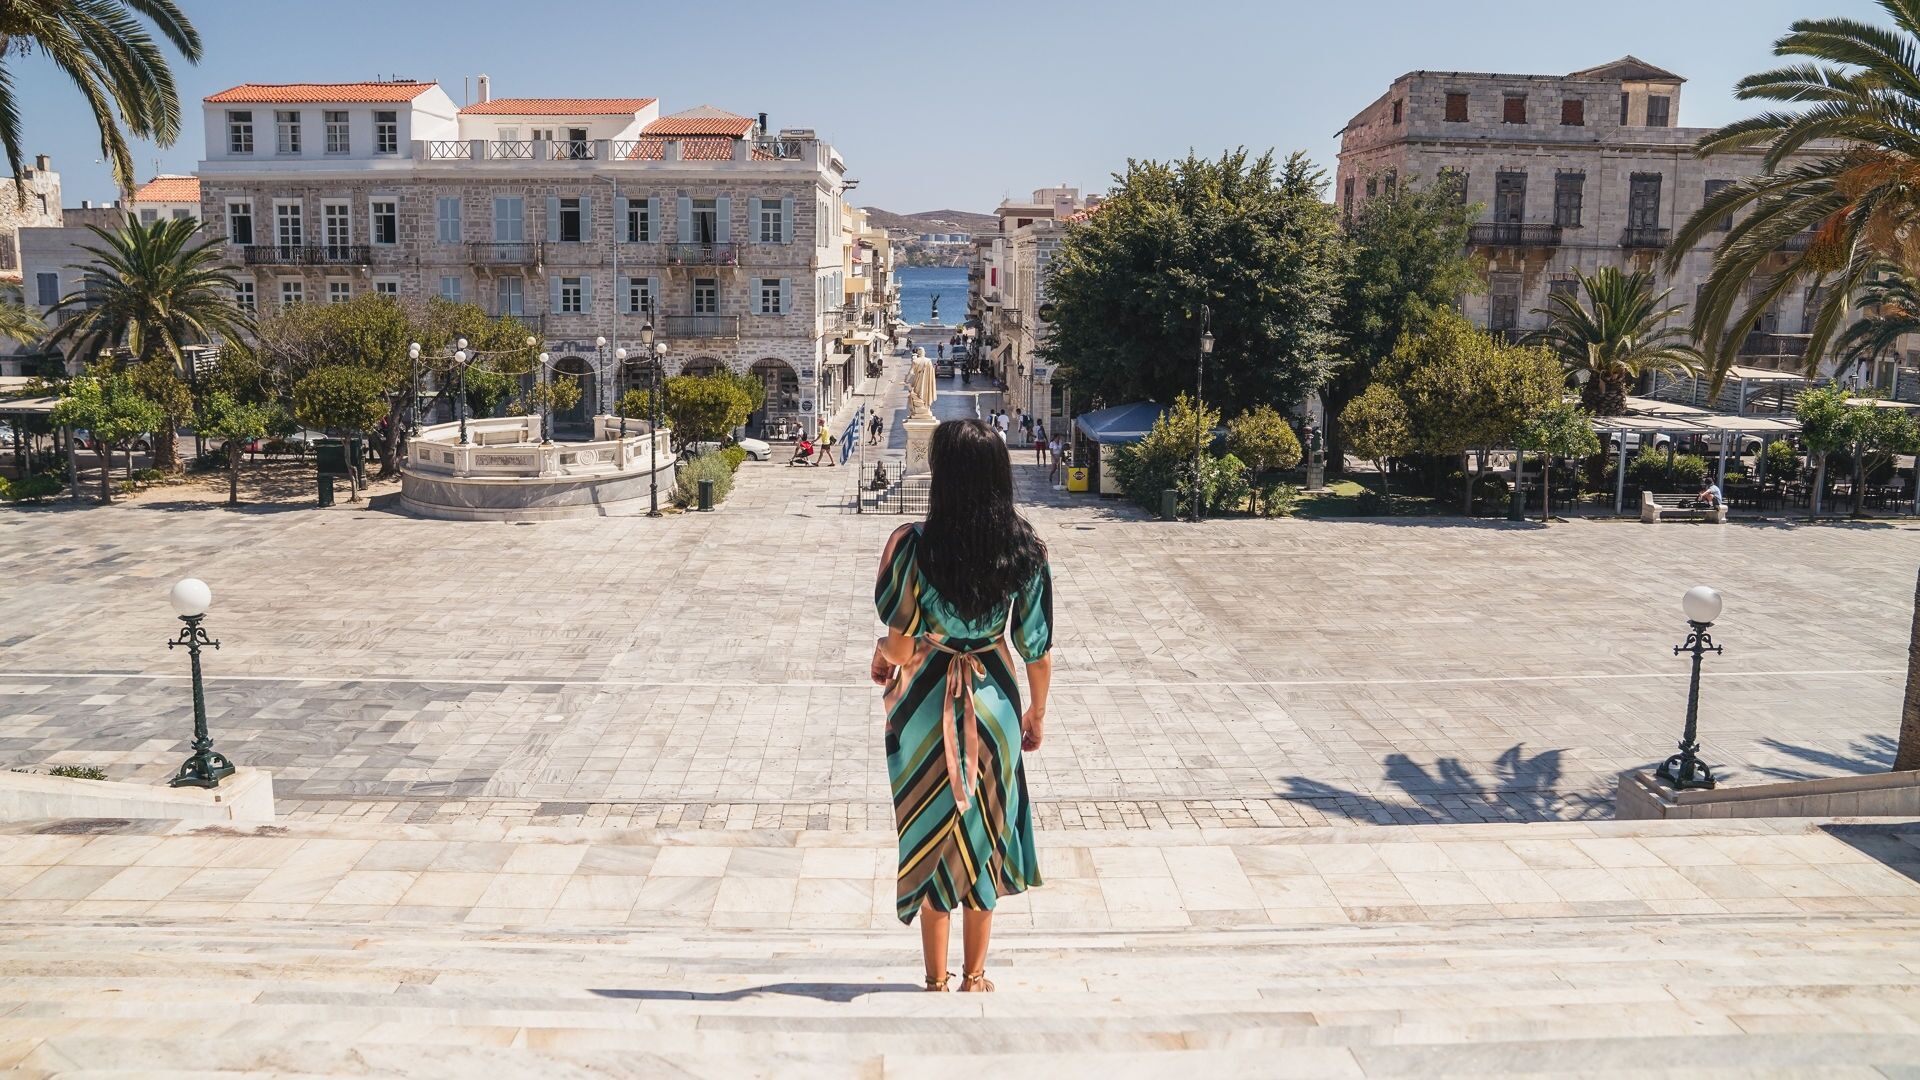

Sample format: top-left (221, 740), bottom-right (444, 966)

top-left (0, 1), bottom-right (202, 198)
top-left (1226, 404), bottom-right (1302, 513)
top-left (1040, 150), bottom-right (1345, 417)
top-left (1326, 175), bottom-right (1479, 469)
top-left (1665, 0), bottom-right (1920, 389)
top-left (1796, 384), bottom-right (1850, 518)
top-left (1841, 395), bottom-right (1920, 516)
top-left (663, 374), bottom-right (753, 444)
top-left (1530, 268), bottom-right (1699, 416)
top-left (194, 389), bottom-right (271, 506)
top-left (44, 218), bottom-right (250, 470)
top-left (1514, 400), bottom-right (1602, 524)
top-left (1108, 393), bottom-right (1221, 517)
top-left (1383, 309), bottom-right (1564, 515)
top-left (1340, 383), bottom-right (1413, 498)
top-left (49, 372), bottom-right (163, 502)
top-left (293, 365), bottom-right (389, 500)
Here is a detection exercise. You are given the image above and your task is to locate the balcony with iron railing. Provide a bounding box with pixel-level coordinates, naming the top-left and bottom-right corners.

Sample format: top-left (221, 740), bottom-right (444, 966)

top-left (667, 243), bottom-right (736, 267)
top-left (417, 136), bottom-right (812, 165)
top-left (469, 241), bottom-right (543, 267)
top-left (1741, 332), bottom-right (1811, 359)
top-left (244, 244), bottom-right (370, 266)
top-left (663, 314), bottom-right (739, 339)
top-left (1620, 227), bottom-right (1671, 249)
top-left (1468, 222), bottom-right (1563, 247)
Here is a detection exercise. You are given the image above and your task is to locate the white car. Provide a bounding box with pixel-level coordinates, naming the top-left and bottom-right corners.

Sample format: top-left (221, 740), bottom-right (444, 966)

top-left (688, 437), bottom-right (771, 462)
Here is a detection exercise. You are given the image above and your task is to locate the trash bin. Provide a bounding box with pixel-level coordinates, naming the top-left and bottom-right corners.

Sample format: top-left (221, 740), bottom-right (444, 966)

top-left (1066, 467), bottom-right (1089, 492)
top-left (317, 473), bottom-right (335, 507)
top-left (1160, 488), bottom-right (1179, 521)
top-left (697, 478), bottom-right (715, 511)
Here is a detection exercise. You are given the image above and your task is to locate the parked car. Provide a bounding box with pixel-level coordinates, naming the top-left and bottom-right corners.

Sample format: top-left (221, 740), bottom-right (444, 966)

top-left (74, 430), bottom-right (153, 454)
top-left (1603, 431), bottom-right (1672, 455)
top-left (687, 436), bottom-right (771, 462)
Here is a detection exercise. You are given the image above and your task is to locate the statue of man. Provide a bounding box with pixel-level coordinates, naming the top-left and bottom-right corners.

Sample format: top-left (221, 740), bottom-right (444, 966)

top-left (907, 348), bottom-right (938, 421)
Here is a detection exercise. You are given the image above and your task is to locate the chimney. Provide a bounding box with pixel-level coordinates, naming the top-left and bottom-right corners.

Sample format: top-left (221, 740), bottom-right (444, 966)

top-left (476, 74), bottom-right (491, 104)
top-left (35, 154), bottom-right (50, 172)
top-left (757, 112), bottom-right (768, 136)
top-left (80, 200), bottom-right (91, 209)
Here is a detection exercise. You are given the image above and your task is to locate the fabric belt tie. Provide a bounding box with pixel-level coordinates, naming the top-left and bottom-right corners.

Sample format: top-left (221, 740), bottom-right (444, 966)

top-left (925, 638), bottom-right (989, 814)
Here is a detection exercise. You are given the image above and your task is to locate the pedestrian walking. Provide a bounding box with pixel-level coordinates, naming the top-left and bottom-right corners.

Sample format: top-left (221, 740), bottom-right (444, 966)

top-left (871, 418), bottom-right (1053, 994)
top-left (1033, 424), bottom-right (1047, 464)
top-left (1048, 436), bottom-right (1062, 484)
top-left (821, 429), bottom-right (837, 467)
top-left (868, 412), bottom-right (884, 446)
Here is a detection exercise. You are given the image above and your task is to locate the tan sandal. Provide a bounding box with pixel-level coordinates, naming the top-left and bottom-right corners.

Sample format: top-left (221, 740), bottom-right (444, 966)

top-left (959, 969), bottom-right (994, 992)
top-left (924, 970), bottom-right (951, 992)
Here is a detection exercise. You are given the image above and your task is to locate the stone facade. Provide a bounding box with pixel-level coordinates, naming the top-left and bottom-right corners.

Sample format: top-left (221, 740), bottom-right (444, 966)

top-left (0, 156), bottom-right (62, 281)
top-left (974, 186), bottom-right (1089, 433)
top-left (1335, 57), bottom-right (1892, 388)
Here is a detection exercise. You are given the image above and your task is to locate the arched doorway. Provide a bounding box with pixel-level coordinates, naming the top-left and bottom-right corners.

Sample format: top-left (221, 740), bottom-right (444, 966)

top-left (749, 358), bottom-right (800, 439)
top-left (616, 357), bottom-right (664, 425)
top-left (553, 356), bottom-right (594, 438)
top-left (679, 356), bottom-right (724, 380)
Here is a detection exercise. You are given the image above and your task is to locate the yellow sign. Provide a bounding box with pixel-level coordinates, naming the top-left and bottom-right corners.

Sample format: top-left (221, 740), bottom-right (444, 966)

top-left (1066, 467), bottom-right (1089, 492)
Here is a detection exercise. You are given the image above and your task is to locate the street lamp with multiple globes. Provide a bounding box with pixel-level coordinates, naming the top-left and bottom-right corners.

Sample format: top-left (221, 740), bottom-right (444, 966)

top-left (1657, 585), bottom-right (1725, 790)
top-left (1193, 305), bottom-right (1214, 522)
top-left (165, 577), bottom-right (234, 789)
top-left (406, 341), bottom-right (423, 436)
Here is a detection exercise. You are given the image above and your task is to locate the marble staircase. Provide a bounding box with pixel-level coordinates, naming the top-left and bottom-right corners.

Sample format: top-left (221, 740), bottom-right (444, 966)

top-left (3, 818), bottom-right (1919, 1077)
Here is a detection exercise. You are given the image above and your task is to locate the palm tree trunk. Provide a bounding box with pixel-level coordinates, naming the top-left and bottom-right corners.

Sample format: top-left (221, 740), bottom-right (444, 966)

top-left (1897, 567), bottom-right (1920, 772)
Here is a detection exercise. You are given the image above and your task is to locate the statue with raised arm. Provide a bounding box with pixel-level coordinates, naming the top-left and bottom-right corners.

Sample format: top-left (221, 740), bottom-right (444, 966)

top-left (907, 347), bottom-right (937, 420)
top-left (929, 293), bottom-right (940, 324)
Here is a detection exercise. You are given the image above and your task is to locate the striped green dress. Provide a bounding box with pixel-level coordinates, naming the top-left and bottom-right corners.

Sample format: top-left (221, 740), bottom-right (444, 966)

top-left (875, 523), bottom-right (1051, 924)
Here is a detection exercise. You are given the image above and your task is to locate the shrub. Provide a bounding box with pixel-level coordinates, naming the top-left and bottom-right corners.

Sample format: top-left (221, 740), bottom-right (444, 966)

top-left (1670, 453), bottom-right (1709, 490)
top-left (1628, 447), bottom-right (1707, 491)
top-left (131, 467), bottom-right (167, 485)
top-left (719, 445), bottom-right (748, 471)
top-left (1207, 453), bottom-right (1253, 514)
top-left (1257, 481), bottom-right (1301, 518)
top-left (671, 452), bottom-right (737, 508)
top-left (1473, 473), bottom-right (1509, 507)
top-left (48, 765), bottom-right (108, 781)
top-left (1764, 440), bottom-right (1798, 479)
top-left (2, 474), bottom-right (62, 502)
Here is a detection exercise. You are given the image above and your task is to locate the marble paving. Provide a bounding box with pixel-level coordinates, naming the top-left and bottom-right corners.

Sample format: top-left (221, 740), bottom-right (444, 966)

top-left (0, 368), bottom-right (1915, 826)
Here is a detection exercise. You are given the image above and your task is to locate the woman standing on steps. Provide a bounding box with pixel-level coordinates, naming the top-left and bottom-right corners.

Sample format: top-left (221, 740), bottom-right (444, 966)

top-left (870, 418), bottom-right (1053, 993)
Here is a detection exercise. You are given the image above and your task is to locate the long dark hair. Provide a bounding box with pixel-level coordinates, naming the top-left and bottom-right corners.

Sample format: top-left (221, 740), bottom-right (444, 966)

top-left (919, 418), bottom-right (1045, 622)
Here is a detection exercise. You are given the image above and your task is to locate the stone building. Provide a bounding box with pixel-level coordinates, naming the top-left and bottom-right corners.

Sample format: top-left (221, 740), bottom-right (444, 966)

top-left (1335, 57), bottom-right (1895, 389)
top-left (0, 156), bottom-right (63, 284)
top-left (973, 185), bottom-right (1089, 432)
top-left (195, 78), bottom-right (862, 437)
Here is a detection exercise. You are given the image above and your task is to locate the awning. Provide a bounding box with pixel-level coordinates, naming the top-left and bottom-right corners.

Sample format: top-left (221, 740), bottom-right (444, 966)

top-left (0, 394), bottom-right (60, 417)
top-left (1074, 401), bottom-right (1167, 445)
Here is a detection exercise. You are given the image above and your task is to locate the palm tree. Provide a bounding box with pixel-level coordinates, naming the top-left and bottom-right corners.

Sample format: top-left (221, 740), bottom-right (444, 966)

top-left (0, 285), bottom-right (43, 347)
top-left (0, 0), bottom-right (202, 197)
top-left (46, 217), bottom-right (250, 469)
top-left (1666, 0), bottom-right (1920, 390)
top-left (1528, 268), bottom-right (1699, 416)
top-left (1836, 266), bottom-right (1920, 376)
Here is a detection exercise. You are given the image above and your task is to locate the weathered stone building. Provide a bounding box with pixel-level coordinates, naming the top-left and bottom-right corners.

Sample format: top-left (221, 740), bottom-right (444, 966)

top-left (974, 185), bottom-right (1090, 433)
top-left (0, 156), bottom-right (63, 284)
top-left (1335, 57), bottom-right (1890, 387)
top-left (195, 79), bottom-right (869, 436)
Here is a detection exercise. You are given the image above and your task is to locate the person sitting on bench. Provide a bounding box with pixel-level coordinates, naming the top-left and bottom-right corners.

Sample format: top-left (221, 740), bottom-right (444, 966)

top-left (1696, 480), bottom-right (1722, 510)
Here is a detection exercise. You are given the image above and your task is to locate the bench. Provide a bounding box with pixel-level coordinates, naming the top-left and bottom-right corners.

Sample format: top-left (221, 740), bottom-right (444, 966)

top-left (1641, 491), bottom-right (1728, 524)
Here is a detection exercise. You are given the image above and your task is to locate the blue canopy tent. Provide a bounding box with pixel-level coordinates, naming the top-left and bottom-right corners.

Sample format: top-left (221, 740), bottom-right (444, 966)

top-left (1073, 401), bottom-right (1169, 446)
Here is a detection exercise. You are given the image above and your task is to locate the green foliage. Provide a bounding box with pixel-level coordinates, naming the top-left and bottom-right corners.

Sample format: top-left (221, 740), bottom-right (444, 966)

top-left (195, 389), bottom-right (271, 445)
top-left (1108, 394), bottom-right (1219, 516)
top-left (1629, 447), bottom-right (1710, 491)
top-left (671, 452), bottom-right (737, 508)
top-left (47, 765), bottom-right (109, 781)
top-left (1515, 400), bottom-right (1602, 460)
top-left (1040, 150), bottom-right (1345, 416)
top-left (1764, 439), bottom-right (1799, 478)
top-left (0, 474), bottom-right (62, 502)
top-left (46, 218), bottom-right (250, 375)
top-left (523, 373), bottom-right (583, 417)
top-left (719, 445), bottom-right (749, 471)
top-left (1256, 480), bottom-right (1301, 517)
top-left (1386, 310), bottom-right (1563, 457)
top-left (130, 467), bottom-right (166, 484)
top-left (1797, 385), bottom-right (1852, 454)
top-left (1208, 453), bottom-right (1253, 514)
top-left (51, 373), bottom-right (164, 457)
top-left (1226, 405), bottom-right (1302, 477)
top-left (1531, 268), bottom-right (1700, 416)
top-left (292, 366), bottom-right (390, 434)
top-left (664, 375), bottom-right (755, 444)
top-left (1340, 382), bottom-right (1413, 494)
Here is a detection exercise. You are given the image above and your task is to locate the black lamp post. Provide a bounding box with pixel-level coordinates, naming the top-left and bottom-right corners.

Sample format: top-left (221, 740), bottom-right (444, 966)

top-left (453, 338), bottom-right (471, 445)
top-left (1657, 586), bottom-right (1724, 790)
top-left (642, 322), bottom-right (665, 518)
top-left (406, 342), bottom-right (423, 436)
top-left (1193, 305), bottom-right (1214, 522)
top-left (165, 578), bottom-right (234, 789)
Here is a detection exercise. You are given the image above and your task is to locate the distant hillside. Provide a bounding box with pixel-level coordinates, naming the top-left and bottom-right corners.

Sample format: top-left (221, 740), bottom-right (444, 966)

top-left (863, 207), bottom-right (995, 235)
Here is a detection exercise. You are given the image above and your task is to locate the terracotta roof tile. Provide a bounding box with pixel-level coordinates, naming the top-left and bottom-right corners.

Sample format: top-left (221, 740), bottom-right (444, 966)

top-left (643, 113), bottom-right (755, 137)
top-left (131, 176), bottom-right (200, 203)
top-left (461, 97), bottom-right (656, 116)
top-left (205, 82), bottom-right (436, 104)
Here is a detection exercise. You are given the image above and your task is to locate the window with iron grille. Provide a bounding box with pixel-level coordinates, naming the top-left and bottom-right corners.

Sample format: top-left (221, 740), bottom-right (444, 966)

top-left (1502, 95), bottom-right (1527, 124)
top-left (1553, 173), bottom-right (1584, 228)
top-left (1444, 92), bottom-right (1468, 122)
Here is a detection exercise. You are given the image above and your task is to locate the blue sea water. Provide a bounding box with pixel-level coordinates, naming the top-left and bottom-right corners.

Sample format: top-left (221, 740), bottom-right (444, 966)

top-left (896, 265), bottom-right (967, 325)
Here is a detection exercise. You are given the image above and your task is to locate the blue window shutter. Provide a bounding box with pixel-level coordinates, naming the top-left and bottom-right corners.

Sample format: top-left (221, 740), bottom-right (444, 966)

top-left (549, 275), bottom-right (561, 313)
top-left (748, 198), bottom-right (761, 241)
top-left (614, 196), bottom-right (628, 240)
top-left (676, 196), bottom-right (691, 243)
top-left (780, 277), bottom-right (792, 315)
top-left (647, 197), bottom-right (660, 241)
top-left (716, 196), bottom-right (732, 244)
top-left (546, 196), bottom-right (561, 242)
top-left (580, 274), bottom-right (593, 313)
top-left (579, 197), bottom-right (591, 240)
top-left (781, 197), bottom-right (795, 244)
top-left (617, 275), bottom-right (630, 314)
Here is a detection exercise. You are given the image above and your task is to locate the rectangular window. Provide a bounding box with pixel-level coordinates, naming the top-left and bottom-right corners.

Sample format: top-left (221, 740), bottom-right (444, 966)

top-left (758, 277), bottom-right (782, 315)
top-left (224, 201), bottom-right (253, 246)
top-left (1620, 92), bottom-right (1631, 124)
top-left (1553, 172), bottom-right (1584, 228)
top-left (1490, 274), bottom-right (1521, 332)
top-left (1494, 171), bottom-right (1527, 223)
top-left (1628, 172), bottom-right (1663, 229)
top-left (493, 196), bottom-right (525, 242)
top-left (625, 277), bottom-right (651, 315)
top-left (1444, 92), bottom-right (1469, 122)
top-left (558, 197), bottom-right (582, 242)
top-left (34, 272), bottom-right (58, 306)
top-left (280, 280), bottom-right (304, 308)
top-left (692, 197), bottom-right (718, 243)
top-left (559, 276), bottom-right (583, 314)
top-left (370, 200), bottom-right (397, 245)
top-left (324, 110), bottom-right (349, 154)
top-left (328, 280), bottom-right (352, 304)
top-left (274, 203), bottom-right (303, 253)
top-left (496, 276), bottom-right (525, 316)
top-left (758, 199), bottom-right (782, 243)
top-left (322, 202), bottom-right (351, 257)
top-left (1391, 99), bottom-right (1403, 124)
top-left (140, 208), bottom-right (158, 224)
top-left (436, 196), bottom-right (462, 243)
top-left (1646, 95), bottom-right (1671, 128)
top-left (1704, 179), bottom-right (1734, 231)
top-left (171, 208), bottom-right (189, 220)
top-left (373, 278), bottom-right (399, 298)
top-left (227, 110), bottom-right (254, 154)
top-left (1547, 278), bottom-right (1578, 304)
top-left (693, 278), bottom-right (718, 315)
top-left (438, 276), bottom-right (462, 303)
top-left (233, 280), bottom-right (255, 313)
top-left (1560, 98), bottom-right (1584, 126)
top-left (1365, 176), bottom-right (1377, 198)
top-left (1502, 95), bottom-right (1527, 124)
top-left (625, 200), bottom-right (650, 242)
top-left (374, 111), bottom-right (398, 154)
top-left (275, 110), bottom-right (301, 154)
top-left (1439, 168), bottom-right (1469, 205)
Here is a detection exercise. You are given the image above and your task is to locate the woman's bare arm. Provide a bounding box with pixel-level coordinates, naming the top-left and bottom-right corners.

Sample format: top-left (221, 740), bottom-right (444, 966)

top-left (1021, 654), bottom-right (1052, 750)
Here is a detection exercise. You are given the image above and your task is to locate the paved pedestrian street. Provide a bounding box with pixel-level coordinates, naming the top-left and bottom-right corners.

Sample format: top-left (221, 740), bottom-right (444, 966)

top-left (0, 411), bottom-right (1914, 830)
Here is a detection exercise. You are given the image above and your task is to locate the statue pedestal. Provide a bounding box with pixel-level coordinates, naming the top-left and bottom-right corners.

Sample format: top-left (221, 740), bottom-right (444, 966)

top-left (904, 418), bottom-right (937, 475)
top-left (1305, 462), bottom-right (1326, 492)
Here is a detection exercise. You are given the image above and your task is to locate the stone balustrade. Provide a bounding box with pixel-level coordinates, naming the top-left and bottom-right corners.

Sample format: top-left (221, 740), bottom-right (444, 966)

top-left (406, 415), bottom-right (670, 480)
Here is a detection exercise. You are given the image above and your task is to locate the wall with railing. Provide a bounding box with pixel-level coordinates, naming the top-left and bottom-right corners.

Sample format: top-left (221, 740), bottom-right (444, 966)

top-left (405, 415), bottom-right (670, 479)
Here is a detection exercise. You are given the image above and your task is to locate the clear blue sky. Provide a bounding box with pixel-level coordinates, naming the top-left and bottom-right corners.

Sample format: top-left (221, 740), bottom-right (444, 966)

top-left (12, 0), bottom-right (1883, 213)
